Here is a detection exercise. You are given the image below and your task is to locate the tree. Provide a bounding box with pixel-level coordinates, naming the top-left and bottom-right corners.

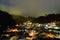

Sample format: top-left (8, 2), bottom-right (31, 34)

top-left (0, 10), bottom-right (16, 32)
top-left (34, 13), bottom-right (60, 23)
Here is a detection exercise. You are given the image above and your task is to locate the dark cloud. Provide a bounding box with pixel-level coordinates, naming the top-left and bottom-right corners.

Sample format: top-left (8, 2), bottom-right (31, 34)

top-left (0, 0), bottom-right (60, 17)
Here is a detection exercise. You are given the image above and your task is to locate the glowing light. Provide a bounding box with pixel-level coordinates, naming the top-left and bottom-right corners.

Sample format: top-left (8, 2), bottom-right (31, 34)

top-left (15, 24), bottom-right (19, 27)
top-left (54, 27), bottom-right (59, 29)
top-left (26, 37), bottom-right (32, 40)
top-left (46, 33), bottom-right (55, 38)
top-left (29, 30), bottom-right (38, 37)
top-left (5, 34), bottom-right (10, 37)
top-left (7, 29), bottom-right (19, 32)
top-left (46, 25), bottom-right (48, 27)
top-left (55, 35), bottom-right (60, 38)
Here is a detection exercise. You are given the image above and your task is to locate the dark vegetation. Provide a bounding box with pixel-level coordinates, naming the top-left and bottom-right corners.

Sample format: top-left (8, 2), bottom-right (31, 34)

top-left (0, 10), bottom-right (16, 33)
top-left (34, 14), bottom-right (60, 23)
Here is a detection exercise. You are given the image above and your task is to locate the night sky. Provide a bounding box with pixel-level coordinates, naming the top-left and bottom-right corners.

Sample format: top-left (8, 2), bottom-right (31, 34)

top-left (0, 0), bottom-right (60, 17)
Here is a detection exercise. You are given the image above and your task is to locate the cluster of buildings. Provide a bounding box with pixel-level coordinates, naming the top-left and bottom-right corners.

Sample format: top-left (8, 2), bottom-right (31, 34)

top-left (23, 21), bottom-right (60, 38)
top-left (3, 20), bottom-right (60, 39)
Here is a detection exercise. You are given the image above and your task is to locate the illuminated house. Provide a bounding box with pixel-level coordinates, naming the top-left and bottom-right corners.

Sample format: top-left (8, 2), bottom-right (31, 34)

top-left (24, 21), bottom-right (32, 29)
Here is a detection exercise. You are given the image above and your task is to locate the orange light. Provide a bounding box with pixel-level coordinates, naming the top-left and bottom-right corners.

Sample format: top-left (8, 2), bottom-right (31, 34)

top-left (46, 33), bottom-right (55, 38)
top-left (29, 30), bottom-right (38, 37)
top-left (7, 29), bottom-right (19, 32)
